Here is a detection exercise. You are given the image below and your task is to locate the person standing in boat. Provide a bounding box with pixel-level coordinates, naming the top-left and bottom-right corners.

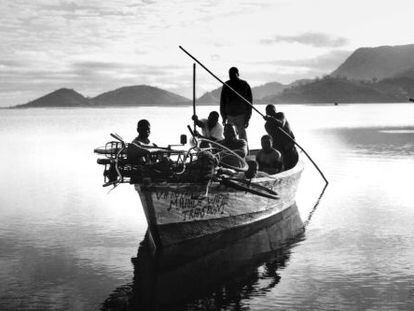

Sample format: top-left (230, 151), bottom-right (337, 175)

top-left (256, 135), bottom-right (283, 174)
top-left (220, 67), bottom-right (253, 142)
top-left (264, 104), bottom-right (298, 170)
top-left (192, 111), bottom-right (224, 141)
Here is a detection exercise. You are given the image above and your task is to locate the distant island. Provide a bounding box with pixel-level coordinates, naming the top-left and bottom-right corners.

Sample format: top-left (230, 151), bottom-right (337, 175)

top-left (11, 43), bottom-right (414, 108)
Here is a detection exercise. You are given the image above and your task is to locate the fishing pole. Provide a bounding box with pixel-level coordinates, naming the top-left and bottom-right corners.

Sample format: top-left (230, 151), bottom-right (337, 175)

top-left (179, 45), bottom-right (329, 185)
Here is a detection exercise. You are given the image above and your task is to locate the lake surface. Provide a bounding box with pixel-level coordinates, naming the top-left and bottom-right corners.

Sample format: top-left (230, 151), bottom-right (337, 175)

top-left (1, 104), bottom-right (414, 310)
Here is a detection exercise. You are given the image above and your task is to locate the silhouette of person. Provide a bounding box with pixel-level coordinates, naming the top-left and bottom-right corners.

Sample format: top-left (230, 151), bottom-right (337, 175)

top-left (132, 119), bottom-right (156, 147)
top-left (256, 135), bottom-right (283, 174)
top-left (220, 67), bottom-right (253, 142)
top-left (127, 119), bottom-right (157, 164)
top-left (264, 104), bottom-right (298, 170)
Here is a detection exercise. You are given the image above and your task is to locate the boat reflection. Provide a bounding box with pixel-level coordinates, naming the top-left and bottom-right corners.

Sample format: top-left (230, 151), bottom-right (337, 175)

top-left (102, 204), bottom-right (305, 311)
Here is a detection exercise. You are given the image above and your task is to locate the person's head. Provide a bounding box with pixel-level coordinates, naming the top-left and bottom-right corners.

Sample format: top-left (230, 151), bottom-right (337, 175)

top-left (223, 124), bottom-right (237, 140)
top-left (265, 104), bottom-right (277, 116)
top-left (207, 111), bottom-right (220, 125)
top-left (261, 135), bottom-right (273, 152)
top-left (229, 67), bottom-right (239, 80)
top-left (137, 119), bottom-right (150, 138)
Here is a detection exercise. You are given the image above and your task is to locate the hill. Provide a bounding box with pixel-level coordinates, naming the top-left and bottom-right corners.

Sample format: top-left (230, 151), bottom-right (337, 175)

top-left (252, 82), bottom-right (287, 99)
top-left (265, 76), bottom-right (399, 103)
top-left (15, 88), bottom-right (90, 108)
top-left (375, 75), bottom-right (414, 100)
top-left (91, 85), bottom-right (190, 106)
top-left (331, 44), bottom-right (414, 80)
top-left (197, 87), bottom-right (222, 104)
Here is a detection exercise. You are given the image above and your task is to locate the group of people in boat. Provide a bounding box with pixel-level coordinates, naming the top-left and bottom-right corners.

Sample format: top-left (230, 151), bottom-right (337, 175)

top-left (127, 66), bottom-right (298, 176)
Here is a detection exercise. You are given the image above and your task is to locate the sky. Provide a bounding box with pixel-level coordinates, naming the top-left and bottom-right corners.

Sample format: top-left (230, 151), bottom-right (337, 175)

top-left (0, 0), bottom-right (414, 107)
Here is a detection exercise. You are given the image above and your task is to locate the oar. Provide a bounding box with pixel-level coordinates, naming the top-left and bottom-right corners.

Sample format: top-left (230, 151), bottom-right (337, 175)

top-left (179, 45), bottom-right (329, 185)
top-left (193, 63), bottom-right (197, 131)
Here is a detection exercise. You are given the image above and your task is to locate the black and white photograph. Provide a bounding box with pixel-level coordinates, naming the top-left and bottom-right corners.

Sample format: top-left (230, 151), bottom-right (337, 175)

top-left (1, 1), bottom-right (414, 310)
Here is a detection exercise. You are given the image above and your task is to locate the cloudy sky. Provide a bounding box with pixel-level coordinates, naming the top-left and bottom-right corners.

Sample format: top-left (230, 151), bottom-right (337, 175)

top-left (1, 0), bottom-right (413, 107)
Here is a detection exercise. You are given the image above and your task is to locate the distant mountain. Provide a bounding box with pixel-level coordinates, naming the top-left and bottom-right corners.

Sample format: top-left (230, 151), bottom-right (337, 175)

top-left (265, 76), bottom-right (399, 103)
top-left (91, 85), bottom-right (190, 106)
top-left (375, 75), bottom-right (414, 100)
top-left (331, 44), bottom-right (414, 81)
top-left (391, 66), bottom-right (414, 79)
top-left (288, 79), bottom-right (313, 88)
top-left (15, 88), bottom-right (90, 108)
top-left (252, 82), bottom-right (287, 99)
top-left (197, 87), bottom-right (222, 104)
top-left (197, 81), bottom-right (287, 104)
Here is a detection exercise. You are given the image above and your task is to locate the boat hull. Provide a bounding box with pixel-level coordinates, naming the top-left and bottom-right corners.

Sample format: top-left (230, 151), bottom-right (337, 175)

top-left (135, 161), bottom-right (304, 248)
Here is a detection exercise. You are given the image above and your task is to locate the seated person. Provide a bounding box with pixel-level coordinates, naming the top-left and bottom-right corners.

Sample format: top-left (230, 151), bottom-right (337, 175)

top-left (256, 135), bottom-right (283, 174)
top-left (131, 119), bottom-right (157, 147)
top-left (264, 104), bottom-right (298, 170)
top-left (217, 124), bottom-right (247, 169)
top-left (127, 119), bottom-right (157, 163)
top-left (192, 111), bottom-right (224, 141)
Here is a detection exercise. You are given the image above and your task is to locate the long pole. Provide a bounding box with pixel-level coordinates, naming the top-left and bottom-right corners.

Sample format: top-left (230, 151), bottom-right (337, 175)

top-left (179, 45), bottom-right (329, 185)
top-left (193, 63), bottom-right (196, 131)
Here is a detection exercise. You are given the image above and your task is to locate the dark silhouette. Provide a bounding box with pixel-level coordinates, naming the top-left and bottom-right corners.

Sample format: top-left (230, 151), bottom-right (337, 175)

top-left (127, 119), bottom-right (157, 164)
top-left (256, 135), bottom-right (283, 174)
top-left (409, 98), bottom-right (414, 102)
top-left (264, 104), bottom-right (298, 170)
top-left (219, 124), bottom-right (248, 159)
top-left (132, 119), bottom-right (154, 146)
top-left (220, 67), bottom-right (253, 141)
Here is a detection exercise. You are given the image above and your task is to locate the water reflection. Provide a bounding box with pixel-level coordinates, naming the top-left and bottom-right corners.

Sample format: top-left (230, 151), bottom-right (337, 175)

top-left (323, 126), bottom-right (414, 158)
top-left (101, 207), bottom-right (306, 311)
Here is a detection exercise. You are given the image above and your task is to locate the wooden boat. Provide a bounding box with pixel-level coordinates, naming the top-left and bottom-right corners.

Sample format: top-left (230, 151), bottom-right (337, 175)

top-left (136, 155), bottom-right (304, 248)
top-left (95, 137), bottom-right (304, 249)
top-left (94, 50), bottom-right (310, 249)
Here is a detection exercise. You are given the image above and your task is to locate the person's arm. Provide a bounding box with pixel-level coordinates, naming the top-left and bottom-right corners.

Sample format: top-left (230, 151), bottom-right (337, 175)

top-left (191, 115), bottom-right (204, 128)
top-left (220, 86), bottom-right (227, 124)
top-left (255, 152), bottom-right (263, 171)
top-left (244, 82), bottom-right (253, 127)
top-left (273, 150), bottom-right (284, 172)
top-left (234, 139), bottom-right (248, 158)
top-left (264, 115), bottom-right (283, 127)
top-left (276, 112), bottom-right (287, 127)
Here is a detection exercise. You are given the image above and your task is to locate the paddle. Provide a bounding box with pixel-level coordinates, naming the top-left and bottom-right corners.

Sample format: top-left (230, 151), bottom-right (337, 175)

top-left (179, 45), bottom-right (329, 185)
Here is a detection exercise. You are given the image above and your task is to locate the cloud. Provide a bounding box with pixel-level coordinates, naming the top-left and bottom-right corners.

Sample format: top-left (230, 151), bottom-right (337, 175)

top-left (261, 32), bottom-right (348, 48)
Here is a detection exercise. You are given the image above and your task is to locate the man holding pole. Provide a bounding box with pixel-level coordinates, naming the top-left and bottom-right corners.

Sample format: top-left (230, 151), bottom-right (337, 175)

top-left (220, 67), bottom-right (253, 142)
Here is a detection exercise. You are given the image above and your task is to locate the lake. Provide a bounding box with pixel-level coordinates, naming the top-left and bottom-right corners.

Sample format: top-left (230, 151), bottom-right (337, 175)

top-left (1, 104), bottom-right (414, 310)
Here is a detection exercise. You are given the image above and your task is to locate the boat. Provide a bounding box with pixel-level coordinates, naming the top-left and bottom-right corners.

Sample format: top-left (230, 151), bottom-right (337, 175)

top-left (95, 135), bottom-right (304, 249)
top-left (137, 156), bottom-right (304, 248)
top-left (94, 47), bottom-right (310, 250)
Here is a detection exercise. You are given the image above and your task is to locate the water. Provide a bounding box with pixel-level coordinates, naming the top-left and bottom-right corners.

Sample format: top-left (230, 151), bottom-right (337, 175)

top-left (1, 104), bottom-right (414, 310)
